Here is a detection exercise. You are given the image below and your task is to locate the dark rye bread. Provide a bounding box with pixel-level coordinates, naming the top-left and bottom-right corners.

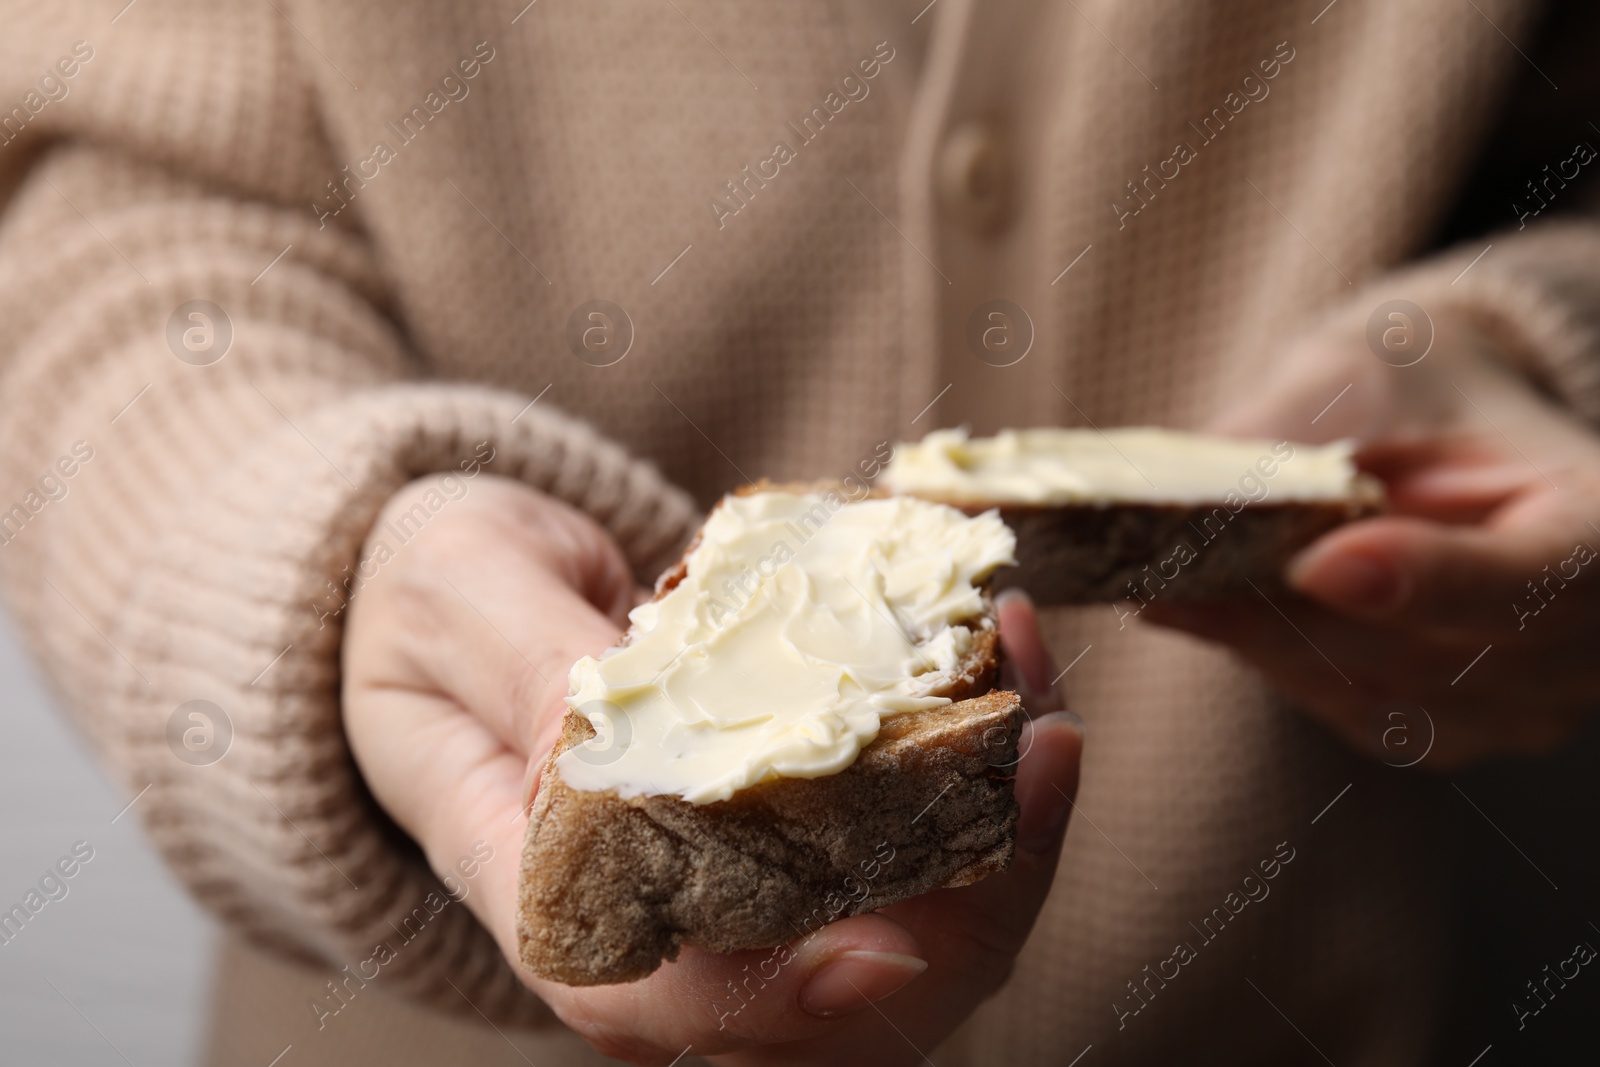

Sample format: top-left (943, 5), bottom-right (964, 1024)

top-left (516, 500), bottom-right (1025, 987)
top-left (987, 496), bottom-right (1378, 605)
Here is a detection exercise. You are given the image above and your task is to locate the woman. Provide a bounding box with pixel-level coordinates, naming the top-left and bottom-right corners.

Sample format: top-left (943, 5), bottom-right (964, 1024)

top-left (2, 0), bottom-right (1597, 1062)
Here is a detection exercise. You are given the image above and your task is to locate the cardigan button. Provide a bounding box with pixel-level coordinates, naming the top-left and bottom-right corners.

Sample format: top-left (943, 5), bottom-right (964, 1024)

top-left (937, 121), bottom-right (1013, 236)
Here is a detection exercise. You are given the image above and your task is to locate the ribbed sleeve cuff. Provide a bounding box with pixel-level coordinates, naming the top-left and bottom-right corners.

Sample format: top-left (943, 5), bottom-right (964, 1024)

top-left (1329, 224), bottom-right (1600, 423)
top-left (107, 383), bottom-right (699, 1025)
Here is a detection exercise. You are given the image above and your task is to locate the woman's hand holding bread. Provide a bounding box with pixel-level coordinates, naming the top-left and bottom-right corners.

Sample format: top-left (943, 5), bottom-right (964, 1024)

top-left (1154, 309), bottom-right (1600, 766)
top-left (342, 475), bottom-right (1084, 1065)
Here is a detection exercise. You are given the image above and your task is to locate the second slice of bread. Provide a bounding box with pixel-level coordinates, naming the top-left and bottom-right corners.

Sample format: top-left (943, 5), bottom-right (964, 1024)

top-left (989, 498), bottom-right (1372, 604)
top-left (882, 428), bottom-right (1382, 605)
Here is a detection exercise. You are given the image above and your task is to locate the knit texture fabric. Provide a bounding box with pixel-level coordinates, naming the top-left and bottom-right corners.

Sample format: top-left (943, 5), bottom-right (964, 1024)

top-left (2, 1), bottom-right (1597, 1062)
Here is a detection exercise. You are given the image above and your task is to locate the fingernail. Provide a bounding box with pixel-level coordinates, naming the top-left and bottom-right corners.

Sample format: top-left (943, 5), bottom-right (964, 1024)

top-left (1290, 551), bottom-right (1406, 613)
top-left (995, 587), bottom-right (1033, 611)
top-left (1015, 712), bottom-right (1081, 854)
top-left (798, 951), bottom-right (928, 1018)
top-left (1051, 708), bottom-right (1085, 736)
top-left (1008, 663), bottom-right (1040, 706)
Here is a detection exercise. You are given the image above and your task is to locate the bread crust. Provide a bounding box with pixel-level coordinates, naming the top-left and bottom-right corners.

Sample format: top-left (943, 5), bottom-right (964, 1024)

top-left (516, 491), bottom-right (1023, 987)
top-left (985, 495), bottom-right (1381, 604)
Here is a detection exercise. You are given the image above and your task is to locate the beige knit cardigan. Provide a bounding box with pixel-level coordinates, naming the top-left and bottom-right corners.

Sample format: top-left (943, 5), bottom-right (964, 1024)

top-left (4, 1), bottom-right (1599, 1063)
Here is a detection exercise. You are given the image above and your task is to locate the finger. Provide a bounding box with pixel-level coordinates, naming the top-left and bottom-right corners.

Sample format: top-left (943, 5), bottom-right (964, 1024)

top-left (353, 557), bottom-right (616, 759)
top-left (1139, 599), bottom-right (1389, 758)
top-left (437, 563), bottom-right (621, 758)
top-left (344, 683), bottom-right (953, 1048)
top-left (874, 711), bottom-right (1082, 976)
top-left (1141, 597), bottom-right (1576, 767)
top-left (1141, 590), bottom-right (1524, 748)
top-left (995, 589), bottom-right (1065, 714)
top-left (1140, 594), bottom-right (1473, 695)
top-left (1142, 598), bottom-right (1371, 687)
top-left (1356, 436), bottom-right (1530, 521)
top-left (534, 913), bottom-right (927, 1061)
top-left (951, 709), bottom-right (1082, 913)
top-left (536, 715), bottom-right (1084, 1063)
top-left (1284, 510), bottom-right (1599, 634)
top-left (1143, 583), bottom-right (1600, 767)
top-left (774, 714), bottom-right (1084, 1064)
top-left (340, 682), bottom-right (538, 960)
top-left (347, 482), bottom-right (630, 760)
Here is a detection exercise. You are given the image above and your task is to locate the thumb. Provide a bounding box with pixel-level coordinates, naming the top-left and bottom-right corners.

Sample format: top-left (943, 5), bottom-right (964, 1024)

top-left (869, 710), bottom-right (1083, 987)
top-left (922, 711), bottom-right (1083, 947)
top-left (1285, 509), bottom-right (1598, 633)
top-left (995, 588), bottom-right (1066, 715)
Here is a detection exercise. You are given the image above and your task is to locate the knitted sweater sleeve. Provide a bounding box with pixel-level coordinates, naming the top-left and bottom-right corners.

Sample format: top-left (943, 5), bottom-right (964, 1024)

top-left (0, 8), bottom-right (696, 1024)
top-left (1416, 224), bottom-right (1600, 422)
top-left (1324, 221), bottom-right (1600, 425)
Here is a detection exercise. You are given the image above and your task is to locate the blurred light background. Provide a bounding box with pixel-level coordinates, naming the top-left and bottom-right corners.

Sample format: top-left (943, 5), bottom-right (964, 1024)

top-left (0, 604), bottom-right (214, 1065)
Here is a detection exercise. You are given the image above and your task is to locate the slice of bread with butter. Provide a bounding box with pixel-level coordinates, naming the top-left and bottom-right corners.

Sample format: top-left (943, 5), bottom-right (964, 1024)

top-left (517, 486), bottom-right (1025, 986)
top-left (883, 427), bottom-right (1383, 604)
